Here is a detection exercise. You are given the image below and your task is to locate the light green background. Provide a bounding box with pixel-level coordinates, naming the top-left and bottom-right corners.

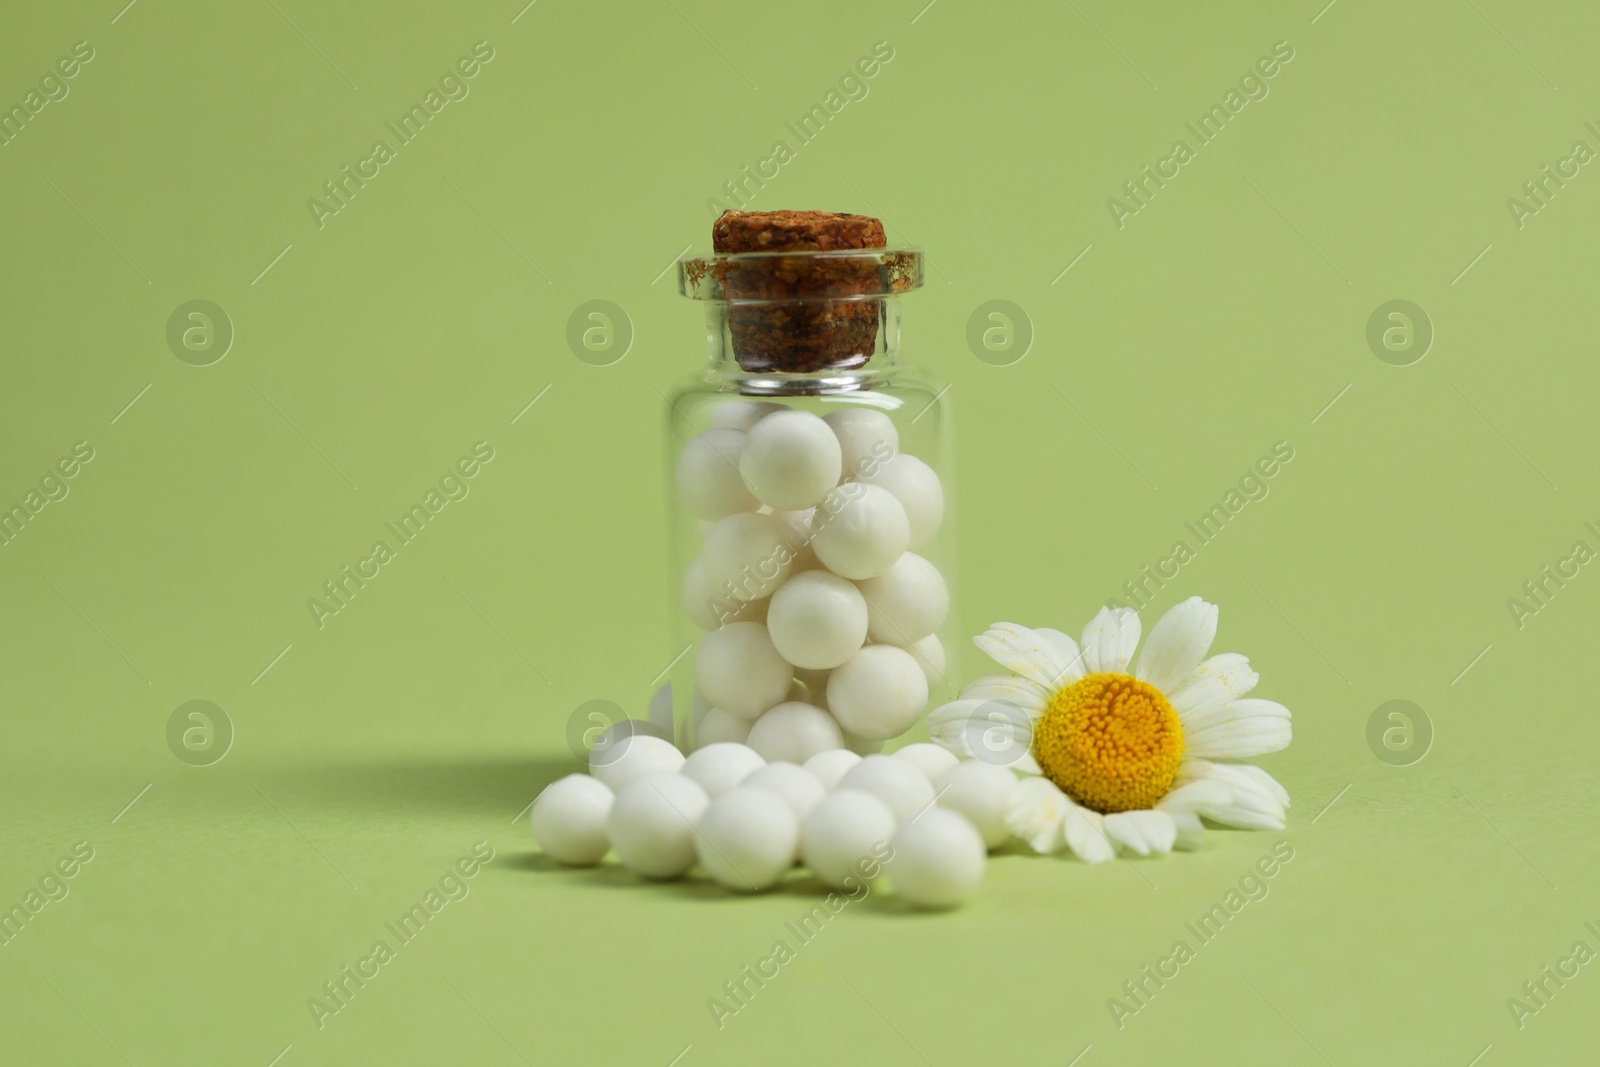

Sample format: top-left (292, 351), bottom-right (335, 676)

top-left (2, 1), bottom-right (1596, 1063)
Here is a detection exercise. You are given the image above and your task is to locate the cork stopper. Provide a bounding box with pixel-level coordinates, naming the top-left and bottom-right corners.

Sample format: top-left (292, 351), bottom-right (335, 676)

top-left (712, 210), bottom-right (887, 253)
top-left (709, 210), bottom-right (889, 374)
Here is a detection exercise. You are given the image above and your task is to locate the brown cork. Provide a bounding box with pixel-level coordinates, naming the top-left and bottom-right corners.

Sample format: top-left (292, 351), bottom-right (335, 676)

top-left (711, 210), bottom-right (888, 373)
top-left (712, 210), bottom-right (886, 253)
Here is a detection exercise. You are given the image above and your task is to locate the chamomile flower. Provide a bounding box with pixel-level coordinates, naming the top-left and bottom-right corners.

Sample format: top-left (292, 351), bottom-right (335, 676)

top-left (927, 597), bottom-right (1291, 862)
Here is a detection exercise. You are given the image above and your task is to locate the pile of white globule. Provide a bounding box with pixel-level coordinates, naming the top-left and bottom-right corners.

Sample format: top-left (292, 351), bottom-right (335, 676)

top-left (532, 733), bottom-right (1021, 908)
top-left (677, 400), bottom-right (949, 752)
top-left (530, 401), bottom-right (994, 907)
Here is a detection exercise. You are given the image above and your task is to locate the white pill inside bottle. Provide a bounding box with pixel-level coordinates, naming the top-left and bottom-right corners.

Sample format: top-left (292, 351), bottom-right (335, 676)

top-left (811, 483), bottom-right (909, 581)
top-left (739, 410), bottom-right (842, 511)
top-left (766, 570), bottom-right (869, 670)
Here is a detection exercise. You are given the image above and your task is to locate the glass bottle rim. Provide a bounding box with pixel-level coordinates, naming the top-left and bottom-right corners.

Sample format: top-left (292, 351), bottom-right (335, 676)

top-left (677, 248), bottom-right (924, 304)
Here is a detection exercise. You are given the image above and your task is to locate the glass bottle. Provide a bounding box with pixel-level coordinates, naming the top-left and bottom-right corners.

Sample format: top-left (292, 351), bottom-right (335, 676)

top-left (665, 247), bottom-right (955, 757)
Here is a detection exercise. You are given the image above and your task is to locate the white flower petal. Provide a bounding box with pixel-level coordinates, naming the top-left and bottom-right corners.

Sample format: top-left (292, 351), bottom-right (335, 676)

top-left (1223, 762), bottom-right (1292, 809)
top-left (928, 698), bottom-right (1036, 769)
top-left (1104, 809), bottom-right (1177, 856)
top-left (974, 623), bottom-right (1079, 690)
top-left (1135, 596), bottom-right (1218, 693)
top-left (1179, 688), bottom-right (1284, 734)
top-left (958, 673), bottom-right (1050, 714)
top-left (1175, 759), bottom-right (1288, 829)
top-left (928, 699), bottom-right (999, 754)
top-left (1198, 804), bottom-right (1285, 831)
top-left (1167, 811), bottom-right (1205, 851)
top-left (1061, 804), bottom-right (1117, 864)
top-left (1080, 607), bottom-right (1140, 675)
top-left (1184, 702), bottom-right (1292, 759)
top-left (1006, 777), bottom-right (1071, 853)
top-left (1036, 628), bottom-right (1088, 686)
top-left (1168, 653), bottom-right (1259, 721)
top-left (1155, 779), bottom-right (1233, 815)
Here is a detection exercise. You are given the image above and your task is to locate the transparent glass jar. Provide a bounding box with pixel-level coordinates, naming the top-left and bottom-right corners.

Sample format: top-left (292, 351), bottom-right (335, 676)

top-left (665, 248), bottom-right (955, 757)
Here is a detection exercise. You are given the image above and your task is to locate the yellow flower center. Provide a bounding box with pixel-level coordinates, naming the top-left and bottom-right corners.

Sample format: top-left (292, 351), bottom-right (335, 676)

top-left (1033, 672), bottom-right (1184, 814)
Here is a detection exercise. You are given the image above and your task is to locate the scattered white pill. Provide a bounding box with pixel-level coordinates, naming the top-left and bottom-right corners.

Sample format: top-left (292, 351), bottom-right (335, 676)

top-left (892, 743), bottom-right (959, 783)
top-left (857, 552), bottom-right (949, 644)
top-left (888, 807), bottom-right (986, 908)
top-left (837, 755), bottom-right (936, 822)
top-left (802, 748), bottom-right (862, 790)
top-left (710, 399), bottom-right (785, 433)
top-left (811, 483), bottom-right (909, 580)
top-left (677, 428), bottom-right (758, 521)
top-left (681, 742), bottom-right (767, 799)
top-left (801, 788), bottom-right (898, 890)
top-left (827, 645), bottom-right (930, 741)
top-left (860, 453), bottom-right (943, 551)
top-left (702, 513), bottom-right (797, 602)
top-left (681, 556), bottom-right (765, 631)
top-left (696, 787), bottom-right (800, 891)
top-left (904, 633), bottom-right (946, 689)
top-left (590, 733), bottom-right (685, 793)
top-left (741, 761), bottom-right (827, 819)
top-left (936, 761), bottom-right (1019, 850)
top-left (607, 773), bottom-right (709, 880)
top-left (697, 708), bottom-right (753, 747)
top-left (740, 410), bottom-right (842, 510)
top-left (530, 774), bottom-right (614, 866)
top-left (746, 701), bottom-right (844, 764)
top-left (766, 570), bottom-right (869, 670)
top-left (590, 718), bottom-right (671, 759)
top-left (695, 622), bottom-right (793, 719)
top-left (824, 408), bottom-right (898, 479)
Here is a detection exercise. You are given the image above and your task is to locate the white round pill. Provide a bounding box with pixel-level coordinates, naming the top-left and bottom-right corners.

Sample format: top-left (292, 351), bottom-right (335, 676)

top-left (824, 408), bottom-right (898, 480)
top-left (702, 512), bottom-right (797, 602)
top-left (696, 787), bottom-right (800, 891)
top-left (857, 552), bottom-right (949, 644)
top-left (590, 733), bottom-right (685, 793)
top-left (935, 761), bottom-right (1020, 850)
top-left (531, 774), bottom-right (614, 866)
top-left (800, 788), bottom-right (898, 890)
top-left (836, 755), bottom-right (936, 822)
top-left (681, 556), bottom-right (766, 631)
top-left (710, 399), bottom-right (785, 433)
top-left (903, 633), bottom-right (946, 689)
top-left (827, 645), bottom-right (930, 741)
top-left (746, 701), bottom-right (844, 764)
top-left (860, 453), bottom-right (943, 551)
top-left (802, 748), bottom-right (861, 790)
top-left (811, 483), bottom-right (909, 580)
top-left (589, 718), bottom-right (672, 758)
top-left (607, 773), bottom-right (709, 880)
top-left (740, 410), bottom-right (842, 510)
top-left (740, 761), bottom-right (826, 819)
top-left (892, 743), bottom-right (959, 783)
top-left (677, 428), bottom-right (757, 521)
top-left (888, 807), bottom-right (986, 908)
top-left (696, 708), bottom-right (753, 747)
top-left (681, 742), bottom-right (767, 799)
top-left (766, 570), bottom-right (869, 670)
top-left (694, 623), bottom-right (793, 719)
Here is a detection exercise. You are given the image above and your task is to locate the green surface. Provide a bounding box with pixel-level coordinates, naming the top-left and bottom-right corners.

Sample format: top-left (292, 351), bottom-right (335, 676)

top-left (2, 1), bottom-right (1597, 1063)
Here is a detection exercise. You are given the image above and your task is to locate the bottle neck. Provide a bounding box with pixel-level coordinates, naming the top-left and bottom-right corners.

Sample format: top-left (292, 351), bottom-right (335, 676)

top-left (702, 295), bottom-right (904, 396)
